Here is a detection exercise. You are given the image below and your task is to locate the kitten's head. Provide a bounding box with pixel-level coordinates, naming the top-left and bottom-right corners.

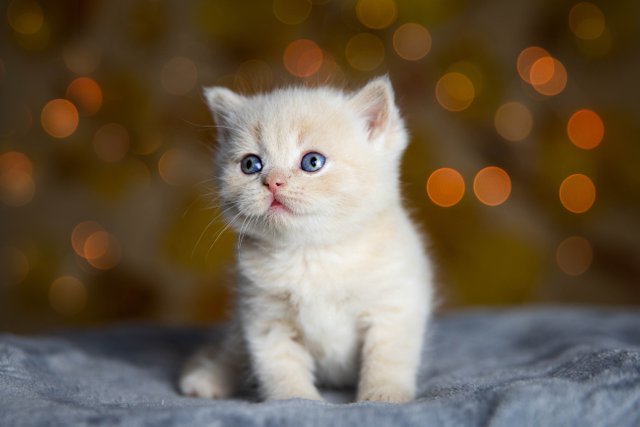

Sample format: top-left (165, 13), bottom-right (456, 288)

top-left (205, 76), bottom-right (408, 244)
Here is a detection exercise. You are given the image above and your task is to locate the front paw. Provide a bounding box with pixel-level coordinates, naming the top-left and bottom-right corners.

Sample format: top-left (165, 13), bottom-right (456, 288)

top-left (357, 383), bottom-right (414, 403)
top-left (179, 367), bottom-right (231, 399)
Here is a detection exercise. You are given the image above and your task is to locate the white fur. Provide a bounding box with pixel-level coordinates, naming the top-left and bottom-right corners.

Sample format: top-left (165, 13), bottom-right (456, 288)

top-left (179, 77), bottom-right (435, 403)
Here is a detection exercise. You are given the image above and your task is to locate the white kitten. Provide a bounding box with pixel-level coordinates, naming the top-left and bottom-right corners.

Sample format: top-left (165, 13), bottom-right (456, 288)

top-left (180, 76), bottom-right (435, 403)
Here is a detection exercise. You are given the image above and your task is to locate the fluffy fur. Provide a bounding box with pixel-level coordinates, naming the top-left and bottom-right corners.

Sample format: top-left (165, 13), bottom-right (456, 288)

top-left (180, 77), bottom-right (435, 403)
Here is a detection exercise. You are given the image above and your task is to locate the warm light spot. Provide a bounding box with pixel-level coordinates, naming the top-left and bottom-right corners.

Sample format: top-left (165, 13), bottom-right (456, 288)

top-left (63, 42), bottom-right (101, 75)
top-left (569, 2), bottom-right (605, 40)
top-left (0, 151), bottom-right (35, 207)
top-left (7, 0), bottom-right (44, 35)
top-left (49, 276), bottom-right (87, 316)
top-left (345, 33), bottom-right (385, 71)
top-left (158, 148), bottom-right (193, 186)
top-left (567, 109), bottom-right (604, 150)
top-left (283, 39), bottom-right (323, 78)
top-left (529, 57), bottom-right (567, 96)
top-left (0, 151), bottom-right (33, 175)
top-left (306, 53), bottom-right (344, 86)
top-left (556, 235), bottom-right (593, 276)
top-left (71, 221), bottom-right (103, 258)
top-left (392, 23), bottom-right (431, 61)
top-left (1, 247), bottom-right (29, 285)
top-left (273, 0), bottom-right (312, 25)
top-left (86, 233), bottom-right (121, 270)
top-left (516, 46), bottom-right (550, 84)
top-left (356, 0), bottom-right (397, 30)
top-left (435, 72), bottom-right (475, 112)
top-left (161, 56), bottom-right (198, 95)
top-left (426, 168), bottom-right (465, 207)
top-left (93, 123), bottom-right (130, 163)
top-left (84, 230), bottom-right (110, 261)
top-left (66, 77), bottom-right (102, 116)
top-left (559, 173), bottom-right (596, 214)
top-left (494, 102), bottom-right (533, 142)
top-left (473, 167), bottom-right (512, 206)
top-left (134, 132), bottom-right (162, 155)
top-left (41, 99), bottom-right (79, 138)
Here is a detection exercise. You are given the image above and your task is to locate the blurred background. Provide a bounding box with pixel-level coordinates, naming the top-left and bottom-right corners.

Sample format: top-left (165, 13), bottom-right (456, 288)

top-left (1, 0), bottom-right (639, 333)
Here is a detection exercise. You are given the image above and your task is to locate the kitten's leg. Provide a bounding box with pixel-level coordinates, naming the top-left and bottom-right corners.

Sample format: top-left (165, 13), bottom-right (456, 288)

top-left (246, 319), bottom-right (322, 401)
top-left (356, 310), bottom-right (427, 403)
top-left (179, 333), bottom-right (243, 399)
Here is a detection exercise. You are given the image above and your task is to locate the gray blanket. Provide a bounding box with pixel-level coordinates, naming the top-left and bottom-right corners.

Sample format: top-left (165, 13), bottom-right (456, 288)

top-left (1, 307), bottom-right (639, 426)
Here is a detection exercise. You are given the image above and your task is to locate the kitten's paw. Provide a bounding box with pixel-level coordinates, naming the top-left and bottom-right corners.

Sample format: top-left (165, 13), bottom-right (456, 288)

top-left (357, 383), bottom-right (414, 403)
top-left (179, 367), bottom-right (232, 399)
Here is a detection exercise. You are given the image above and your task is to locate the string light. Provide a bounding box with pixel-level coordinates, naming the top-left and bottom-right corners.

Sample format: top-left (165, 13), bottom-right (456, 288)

top-left (567, 109), bottom-right (604, 150)
top-left (494, 102), bottom-right (533, 142)
top-left (392, 23), bottom-right (431, 61)
top-left (559, 174), bottom-right (596, 214)
top-left (556, 236), bottom-right (593, 276)
top-left (283, 39), bottom-right (323, 77)
top-left (435, 72), bottom-right (475, 112)
top-left (426, 168), bottom-right (465, 207)
top-left (345, 33), bottom-right (385, 71)
top-left (473, 167), bottom-right (511, 206)
top-left (41, 99), bottom-right (79, 139)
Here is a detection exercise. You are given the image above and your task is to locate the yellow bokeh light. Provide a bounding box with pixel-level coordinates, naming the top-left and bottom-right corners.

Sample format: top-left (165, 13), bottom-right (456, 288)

top-left (7, 0), bottom-right (43, 35)
top-left (66, 77), bottom-right (103, 116)
top-left (392, 23), bottom-right (431, 61)
top-left (161, 56), bottom-right (198, 95)
top-left (473, 167), bottom-right (511, 206)
top-left (529, 57), bottom-right (567, 96)
top-left (93, 123), bottom-right (130, 163)
top-left (356, 0), bottom-right (397, 30)
top-left (516, 46), bottom-right (549, 84)
top-left (435, 72), bottom-right (475, 112)
top-left (71, 221), bottom-right (103, 258)
top-left (345, 33), bottom-right (385, 71)
top-left (49, 276), bottom-right (87, 316)
top-left (567, 109), bottom-right (604, 150)
top-left (283, 39), bottom-right (323, 78)
top-left (559, 173), bottom-right (596, 214)
top-left (556, 235), bottom-right (593, 276)
top-left (494, 101), bottom-right (533, 142)
top-left (426, 168), bottom-right (465, 207)
top-left (41, 99), bottom-right (79, 139)
top-left (273, 0), bottom-right (312, 25)
top-left (569, 2), bottom-right (605, 40)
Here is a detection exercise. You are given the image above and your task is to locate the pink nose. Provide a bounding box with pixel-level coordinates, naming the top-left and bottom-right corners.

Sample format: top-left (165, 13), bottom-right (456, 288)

top-left (263, 173), bottom-right (286, 194)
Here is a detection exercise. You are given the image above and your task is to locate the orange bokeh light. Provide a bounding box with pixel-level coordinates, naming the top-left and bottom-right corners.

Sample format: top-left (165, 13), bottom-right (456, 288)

top-left (556, 235), bottom-right (593, 276)
top-left (0, 151), bottom-right (35, 207)
top-left (392, 23), bottom-right (431, 61)
top-left (494, 101), bottom-right (533, 142)
top-left (559, 174), bottom-right (596, 214)
top-left (426, 168), bottom-right (465, 207)
top-left (93, 123), bottom-right (130, 162)
top-left (529, 57), bottom-right (567, 96)
top-left (473, 167), bottom-right (512, 206)
top-left (567, 109), bottom-right (604, 150)
top-left (435, 72), bottom-right (475, 112)
top-left (517, 46), bottom-right (549, 84)
top-left (49, 276), bottom-right (87, 316)
top-left (66, 77), bottom-right (103, 116)
top-left (356, 0), bottom-right (397, 30)
top-left (283, 39), bottom-right (323, 78)
top-left (71, 221), bottom-right (104, 258)
top-left (41, 99), bottom-right (79, 138)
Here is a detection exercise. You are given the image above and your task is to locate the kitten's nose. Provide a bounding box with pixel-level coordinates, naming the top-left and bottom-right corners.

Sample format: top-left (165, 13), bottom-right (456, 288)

top-left (263, 172), bottom-right (286, 194)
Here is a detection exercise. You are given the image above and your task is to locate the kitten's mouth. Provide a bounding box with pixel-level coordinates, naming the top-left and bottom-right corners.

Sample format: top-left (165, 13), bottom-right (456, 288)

top-left (269, 197), bottom-right (291, 213)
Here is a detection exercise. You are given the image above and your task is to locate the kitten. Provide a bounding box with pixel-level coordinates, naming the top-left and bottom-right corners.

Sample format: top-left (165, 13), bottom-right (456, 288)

top-left (180, 76), bottom-right (435, 403)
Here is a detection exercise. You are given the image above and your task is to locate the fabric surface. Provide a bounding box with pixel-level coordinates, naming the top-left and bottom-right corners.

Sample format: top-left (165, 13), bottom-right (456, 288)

top-left (1, 307), bottom-right (639, 426)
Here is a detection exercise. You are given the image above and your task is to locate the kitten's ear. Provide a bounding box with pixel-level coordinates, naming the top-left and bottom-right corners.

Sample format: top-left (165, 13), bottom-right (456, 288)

top-left (348, 76), bottom-right (395, 141)
top-left (203, 86), bottom-right (245, 130)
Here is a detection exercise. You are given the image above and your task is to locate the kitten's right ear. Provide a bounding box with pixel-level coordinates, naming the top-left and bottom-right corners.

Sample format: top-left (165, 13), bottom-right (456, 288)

top-left (203, 86), bottom-right (245, 129)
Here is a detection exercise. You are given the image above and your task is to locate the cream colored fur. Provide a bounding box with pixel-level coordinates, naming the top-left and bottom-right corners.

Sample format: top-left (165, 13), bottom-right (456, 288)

top-left (179, 77), bottom-right (435, 403)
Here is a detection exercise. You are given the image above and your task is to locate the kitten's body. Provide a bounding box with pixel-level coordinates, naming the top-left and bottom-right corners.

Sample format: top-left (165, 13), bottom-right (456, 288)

top-left (180, 77), bottom-right (434, 402)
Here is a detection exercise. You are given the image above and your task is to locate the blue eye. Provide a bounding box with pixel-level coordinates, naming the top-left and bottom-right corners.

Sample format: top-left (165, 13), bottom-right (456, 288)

top-left (240, 154), bottom-right (263, 175)
top-left (301, 152), bottom-right (326, 173)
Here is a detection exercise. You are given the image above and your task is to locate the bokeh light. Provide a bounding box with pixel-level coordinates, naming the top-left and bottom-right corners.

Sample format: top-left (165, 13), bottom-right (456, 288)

top-left (569, 2), bottom-right (605, 40)
top-left (62, 42), bottom-right (101, 75)
top-left (494, 101), bottom-right (533, 142)
top-left (435, 72), bottom-right (475, 112)
top-left (158, 148), bottom-right (194, 186)
top-left (84, 231), bottom-right (121, 270)
top-left (529, 56), bottom-right (567, 96)
top-left (345, 33), bottom-right (385, 71)
top-left (426, 168), bottom-right (465, 207)
top-left (7, 0), bottom-right (44, 35)
top-left (161, 56), bottom-right (198, 95)
top-left (356, 0), bottom-right (397, 30)
top-left (283, 39), bottom-right (323, 77)
top-left (66, 77), bottom-right (103, 116)
top-left (72, 221), bottom-right (103, 257)
top-left (556, 236), bottom-right (593, 276)
top-left (93, 123), bottom-right (130, 163)
top-left (517, 46), bottom-right (549, 84)
top-left (567, 109), bottom-right (604, 150)
top-left (49, 276), bottom-right (87, 316)
top-left (40, 99), bottom-right (79, 139)
top-left (273, 0), bottom-right (312, 25)
top-left (559, 174), bottom-right (596, 214)
top-left (392, 23), bottom-right (431, 61)
top-left (473, 167), bottom-right (512, 206)
top-left (0, 151), bottom-right (35, 207)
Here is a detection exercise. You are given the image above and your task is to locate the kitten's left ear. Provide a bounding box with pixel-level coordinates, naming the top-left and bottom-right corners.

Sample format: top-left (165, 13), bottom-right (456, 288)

top-left (203, 86), bottom-right (246, 129)
top-left (348, 76), bottom-right (395, 142)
